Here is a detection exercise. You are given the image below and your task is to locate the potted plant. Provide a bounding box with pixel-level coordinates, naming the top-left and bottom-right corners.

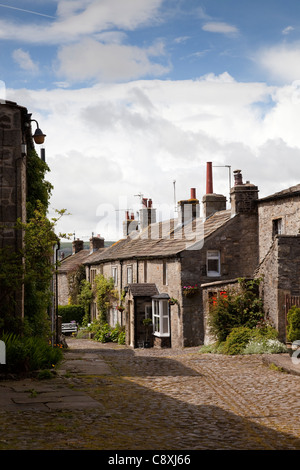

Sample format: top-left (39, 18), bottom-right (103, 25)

top-left (182, 285), bottom-right (199, 296)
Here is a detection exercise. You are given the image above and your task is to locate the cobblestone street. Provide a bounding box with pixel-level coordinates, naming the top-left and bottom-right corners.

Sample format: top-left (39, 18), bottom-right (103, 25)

top-left (1, 337), bottom-right (300, 451)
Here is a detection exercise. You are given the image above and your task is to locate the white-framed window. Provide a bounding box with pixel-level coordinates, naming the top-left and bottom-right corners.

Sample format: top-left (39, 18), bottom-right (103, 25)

top-left (111, 307), bottom-right (118, 327)
top-left (127, 265), bottom-right (133, 284)
top-left (152, 297), bottom-right (170, 337)
top-left (207, 250), bottom-right (221, 277)
top-left (112, 266), bottom-right (118, 285)
top-left (272, 218), bottom-right (282, 238)
top-left (163, 261), bottom-right (167, 285)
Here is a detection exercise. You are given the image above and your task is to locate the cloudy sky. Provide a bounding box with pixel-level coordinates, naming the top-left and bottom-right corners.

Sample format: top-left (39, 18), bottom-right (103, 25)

top-left (2, 0), bottom-right (300, 240)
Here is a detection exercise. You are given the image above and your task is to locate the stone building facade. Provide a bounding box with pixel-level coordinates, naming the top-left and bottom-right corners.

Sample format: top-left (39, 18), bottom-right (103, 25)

top-left (255, 186), bottom-right (300, 340)
top-left (57, 235), bottom-right (105, 305)
top-left (83, 164), bottom-right (261, 348)
top-left (0, 101), bottom-right (32, 319)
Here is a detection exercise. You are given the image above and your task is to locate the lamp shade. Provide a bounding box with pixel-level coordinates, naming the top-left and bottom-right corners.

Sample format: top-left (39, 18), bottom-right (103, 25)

top-left (33, 127), bottom-right (46, 144)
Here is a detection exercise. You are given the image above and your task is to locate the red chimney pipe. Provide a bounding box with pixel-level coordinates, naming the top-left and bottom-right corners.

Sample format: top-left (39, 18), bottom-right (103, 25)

top-left (206, 162), bottom-right (213, 194)
top-left (190, 188), bottom-right (196, 199)
top-left (126, 210), bottom-right (129, 220)
top-left (148, 198), bottom-right (152, 208)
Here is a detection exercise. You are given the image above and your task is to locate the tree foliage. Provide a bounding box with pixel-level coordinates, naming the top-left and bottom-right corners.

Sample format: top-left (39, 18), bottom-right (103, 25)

top-left (94, 274), bottom-right (118, 324)
top-left (208, 278), bottom-right (265, 343)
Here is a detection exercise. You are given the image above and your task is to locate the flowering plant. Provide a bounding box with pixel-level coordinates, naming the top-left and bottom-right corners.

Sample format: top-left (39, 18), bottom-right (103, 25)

top-left (182, 285), bottom-right (199, 296)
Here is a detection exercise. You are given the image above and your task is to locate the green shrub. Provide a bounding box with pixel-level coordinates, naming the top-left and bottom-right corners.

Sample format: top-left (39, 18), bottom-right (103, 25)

top-left (208, 278), bottom-right (264, 343)
top-left (222, 327), bottom-right (254, 355)
top-left (287, 306), bottom-right (300, 342)
top-left (89, 321), bottom-right (126, 344)
top-left (58, 305), bottom-right (85, 324)
top-left (0, 332), bottom-right (63, 373)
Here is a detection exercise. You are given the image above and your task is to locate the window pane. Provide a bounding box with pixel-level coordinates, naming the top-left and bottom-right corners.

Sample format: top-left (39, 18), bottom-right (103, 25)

top-left (208, 259), bottom-right (219, 272)
top-left (162, 317), bottom-right (169, 334)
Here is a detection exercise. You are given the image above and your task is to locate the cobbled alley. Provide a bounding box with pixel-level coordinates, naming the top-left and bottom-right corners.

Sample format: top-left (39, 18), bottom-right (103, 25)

top-left (1, 337), bottom-right (300, 452)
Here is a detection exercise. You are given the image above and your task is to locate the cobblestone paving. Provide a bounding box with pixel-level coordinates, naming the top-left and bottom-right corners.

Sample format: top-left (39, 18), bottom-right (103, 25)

top-left (1, 338), bottom-right (300, 450)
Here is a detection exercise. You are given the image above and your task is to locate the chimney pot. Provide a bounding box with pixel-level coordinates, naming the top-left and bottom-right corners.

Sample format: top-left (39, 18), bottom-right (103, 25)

top-left (233, 169), bottom-right (243, 186)
top-left (206, 162), bottom-right (213, 194)
top-left (190, 188), bottom-right (196, 199)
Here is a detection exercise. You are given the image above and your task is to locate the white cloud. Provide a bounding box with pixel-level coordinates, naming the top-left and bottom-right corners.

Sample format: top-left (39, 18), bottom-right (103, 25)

top-left (282, 26), bottom-right (294, 35)
top-left (256, 42), bottom-right (300, 83)
top-left (0, 0), bottom-right (164, 45)
top-left (56, 38), bottom-right (170, 82)
top-left (12, 49), bottom-right (39, 73)
top-left (202, 22), bottom-right (239, 36)
top-left (7, 73), bottom-right (300, 239)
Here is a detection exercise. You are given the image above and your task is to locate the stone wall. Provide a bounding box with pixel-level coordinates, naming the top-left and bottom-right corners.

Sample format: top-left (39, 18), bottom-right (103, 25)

top-left (258, 195), bottom-right (300, 261)
top-left (256, 235), bottom-right (300, 340)
top-left (180, 212), bottom-right (259, 346)
top-left (0, 101), bottom-right (28, 318)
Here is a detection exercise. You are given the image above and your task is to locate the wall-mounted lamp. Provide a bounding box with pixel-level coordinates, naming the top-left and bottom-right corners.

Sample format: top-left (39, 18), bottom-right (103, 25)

top-left (25, 113), bottom-right (46, 145)
top-left (31, 119), bottom-right (46, 145)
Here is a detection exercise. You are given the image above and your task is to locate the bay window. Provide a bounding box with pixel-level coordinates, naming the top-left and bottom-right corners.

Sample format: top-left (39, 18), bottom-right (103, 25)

top-left (152, 295), bottom-right (170, 337)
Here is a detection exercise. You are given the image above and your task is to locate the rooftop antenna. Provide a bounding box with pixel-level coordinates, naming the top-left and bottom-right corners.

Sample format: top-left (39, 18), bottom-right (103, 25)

top-left (213, 165), bottom-right (232, 203)
top-left (134, 192), bottom-right (143, 202)
top-left (173, 180), bottom-right (177, 212)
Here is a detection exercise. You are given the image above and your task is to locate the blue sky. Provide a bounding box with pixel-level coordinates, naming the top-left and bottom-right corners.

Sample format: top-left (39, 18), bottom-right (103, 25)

top-left (2, 0), bottom-right (300, 240)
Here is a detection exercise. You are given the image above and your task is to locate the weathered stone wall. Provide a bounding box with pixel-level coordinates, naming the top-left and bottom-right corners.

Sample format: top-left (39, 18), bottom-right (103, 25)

top-left (256, 235), bottom-right (300, 340)
top-left (180, 212), bottom-right (259, 346)
top-left (57, 273), bottom-right (69, 306)
top-left (0, 101), bottom-right (28, 318)
top-left (258, 195), bottom-right (300, 261)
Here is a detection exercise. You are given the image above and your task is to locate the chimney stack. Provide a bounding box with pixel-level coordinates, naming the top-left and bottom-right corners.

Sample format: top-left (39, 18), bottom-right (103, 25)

top-left (123, 211), bottom-right (138, 237)
top-left (139, 197), bottom-right (157, 233)
top-left (72, 238), bottom-right (84, 254)
top-left (178, 188), bottom-right (200, 225)
top-left (202, 162), bottom-right (226, 219)
top-left (230, 170), bottom-right (258, 216)
top-left (89, 234), bottom-right (104, 253)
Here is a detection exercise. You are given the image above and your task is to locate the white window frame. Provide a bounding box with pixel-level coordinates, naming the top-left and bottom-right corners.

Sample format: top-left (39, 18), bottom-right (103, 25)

top-left (207, 250), bottom-right (221, 277)
top-left (152, 298), bottom-right (170, 337)
top-left (272, 218), bottom-right (282, 238)
top-left (127, 265), bottom-right (133, 284)
top-left (112, 266), bottom-right (118, 285)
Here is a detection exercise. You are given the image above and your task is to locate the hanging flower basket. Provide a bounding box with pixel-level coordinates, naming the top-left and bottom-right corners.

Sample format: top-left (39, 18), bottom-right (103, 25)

top-left (168, 298), bottom-right (178, 305)
top-left (182, 285), bottom-right (199, 296)
top-left (117, 305), bottom-right (125, 312)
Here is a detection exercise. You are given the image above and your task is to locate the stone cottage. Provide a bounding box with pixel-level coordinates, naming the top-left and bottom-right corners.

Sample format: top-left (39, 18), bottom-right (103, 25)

top-left (255, 184), bottom-right (300, 340)
top-left (84, 163), bottom-right (260, 348)
top-left (202, 178), bottom-right (300, 343)
top-left (57, 235), bottom-right (105, 305)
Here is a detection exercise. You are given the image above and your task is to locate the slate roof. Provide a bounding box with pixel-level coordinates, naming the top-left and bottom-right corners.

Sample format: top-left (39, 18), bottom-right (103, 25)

top-left (84, 209), bottom-right (232, 265)
top-left (258, 183), bottom-right (300, 203)
top-left (127, 283), bottom-right (159, 297)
